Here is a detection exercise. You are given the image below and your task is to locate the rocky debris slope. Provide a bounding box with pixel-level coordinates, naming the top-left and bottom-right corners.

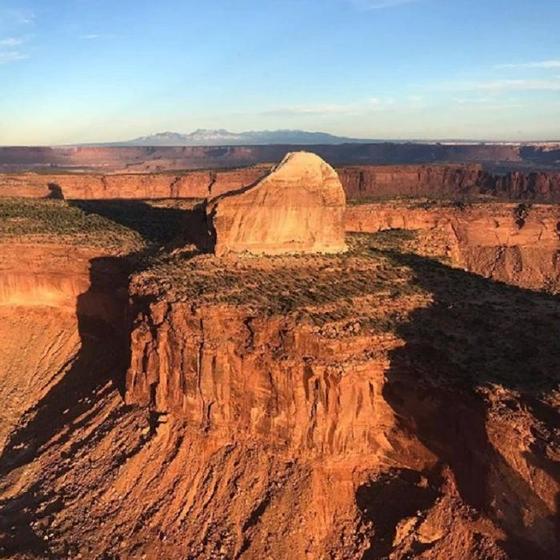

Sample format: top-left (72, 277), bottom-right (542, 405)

top-left (207, 152), bottom-right (347, 256)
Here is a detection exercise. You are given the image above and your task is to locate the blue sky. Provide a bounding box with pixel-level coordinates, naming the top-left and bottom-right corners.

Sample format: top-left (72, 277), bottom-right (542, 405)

top-left (0, 0), bottom-right (559, 145)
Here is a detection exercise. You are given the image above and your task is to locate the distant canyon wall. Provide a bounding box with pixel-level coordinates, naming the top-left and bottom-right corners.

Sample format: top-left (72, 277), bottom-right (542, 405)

top-left (339, 166), bottom-right (560, 201)
top-left (346, 202), bottom-right (560, 292)
top-left (1, 143), bottom-right (559, 173)
top-left (0, 167), bottom-right (269, 200)
top-left (2, 164), bottom-right (560, 202)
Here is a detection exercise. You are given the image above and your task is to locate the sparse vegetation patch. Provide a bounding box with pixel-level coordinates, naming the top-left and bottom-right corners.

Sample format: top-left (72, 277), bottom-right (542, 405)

top-left (0, 198), bottom-right (145, 252)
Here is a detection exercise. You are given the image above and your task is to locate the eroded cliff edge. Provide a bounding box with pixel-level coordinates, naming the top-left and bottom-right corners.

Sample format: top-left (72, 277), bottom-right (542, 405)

top-left (0, 199), bottom-right (558, 559)
top-left (346, 201), bottom-right (560, 292)
top-left (124, 235), bottom-right (559, 559)
top-left (3, 164), bottom-right (560, 202)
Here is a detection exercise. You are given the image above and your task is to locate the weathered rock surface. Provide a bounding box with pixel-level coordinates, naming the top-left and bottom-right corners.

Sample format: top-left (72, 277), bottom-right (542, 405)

top-left (0, 166), bottom-right (270, 200)
top-left (207, 152), bottom-right (347, 256)
top-left (0, 233), bottom-right (559, 559)
top-left (339, 164), bottom-right (487, 199)
top-left (340, 165), bottom-right (560, 201)
top-left (1, 193), bottom-right (559, 560)
top-left (121, 246), bottom-right (559, 558)
top-left (346, 202), bottom-right (560, 292)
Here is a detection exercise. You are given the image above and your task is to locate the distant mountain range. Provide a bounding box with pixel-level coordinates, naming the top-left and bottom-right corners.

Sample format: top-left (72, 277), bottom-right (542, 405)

top-left (103, 129), bottom-right (376, 147)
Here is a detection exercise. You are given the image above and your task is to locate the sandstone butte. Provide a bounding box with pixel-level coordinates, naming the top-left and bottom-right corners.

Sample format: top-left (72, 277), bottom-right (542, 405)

top-left (206, 151), bottom-right (348, 256)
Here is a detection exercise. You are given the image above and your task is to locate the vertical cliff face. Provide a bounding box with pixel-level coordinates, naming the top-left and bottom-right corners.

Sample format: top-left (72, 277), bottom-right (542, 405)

top-left (339, 165), bottom-right (560, 202)
top-left (0, 241), bottom-right (128, 454)
top-left (345, 202), bottom-right (560, 292)
top-left (494, 171), bottom-right (560, 200)
top-left (3, 164), bottom-right (560, 202)
top-left (447, 208), bottom-right (560, 291)
top-left (126, 301), bottom-right (398, 456)
top-left (338, 164), bottom-right (488, 200)
top-left (0, 167), bottom-right (271, 200)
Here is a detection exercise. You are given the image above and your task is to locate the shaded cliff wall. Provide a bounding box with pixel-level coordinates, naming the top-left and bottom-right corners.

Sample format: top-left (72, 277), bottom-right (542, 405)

top-left (339, 164), bottom-right (487, 199)
top-left (3, 164), bottom-right (560, 201)
top-left (339, 165), bottom-right (560, 201)
top-left (0, 243), bottom-right (128, 451)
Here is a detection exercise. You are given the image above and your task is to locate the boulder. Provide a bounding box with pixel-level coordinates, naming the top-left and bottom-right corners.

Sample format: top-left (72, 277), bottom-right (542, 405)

top-left (207, 152), bottom-right (347, 256)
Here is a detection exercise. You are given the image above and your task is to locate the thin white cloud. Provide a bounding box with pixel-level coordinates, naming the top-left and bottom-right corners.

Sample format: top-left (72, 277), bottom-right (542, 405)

top-left (0, 35), bottom-right (29, 65)
top-left (261, 103), bottom-right (358, 117)
top-left (438, 78), bottom-right (560, 93)
top-left (349, 0), bottom-right (418, 9)
top-left (261, 98), bottom-right (393, 117)
top-left (497, 60), bottom-right (560, 70)
top-left (472, 79), bottom-right (560, 92)
top-left (81, 34), bottom-right (102, 40)
top-left (1, 9), bottom-right (35, 25)
top-left (0, 37), bottom-right (24, 47)
top-left (0, 51), bottom-right (28, 64)
top-left (0, 10), bottom-right (34, 65)
top-left (453, 97), bottom-right (525, 109)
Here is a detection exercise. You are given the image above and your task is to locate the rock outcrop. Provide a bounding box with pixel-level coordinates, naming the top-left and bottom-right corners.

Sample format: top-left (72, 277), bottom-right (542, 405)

top-left (206, 152), bottom-right (347, 256)
top-left (120, 243), bottom-right (560, 558)
top-left (339, 164), bottom-right (488, 199)
top-left (1, 229), bottom-right (559, 558)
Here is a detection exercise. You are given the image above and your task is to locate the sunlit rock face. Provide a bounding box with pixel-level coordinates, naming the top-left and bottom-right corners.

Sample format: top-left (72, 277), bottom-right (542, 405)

top-left (207, 152), bottom-right (347, 256)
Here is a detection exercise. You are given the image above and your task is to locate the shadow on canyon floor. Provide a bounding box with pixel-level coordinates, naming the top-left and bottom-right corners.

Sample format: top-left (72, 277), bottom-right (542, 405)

top-left (70, 199), bottom-right (213, 250)
top-left (0, 257), bottom-right (131, 557)
top-left (357, 468), bottom-right (442, 559)
top-left (357, 250), bottom-right (560, 560)
top-left (0, 199), bottom-right (215, 556)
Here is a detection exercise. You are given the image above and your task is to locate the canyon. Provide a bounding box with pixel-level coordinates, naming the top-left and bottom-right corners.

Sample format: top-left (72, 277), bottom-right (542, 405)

top-left (2, 163), bottom-right (560, 203)
top-left (0, 157), bottom-right (559, 559)
top-left (1, 143), bottom-right (560, 174)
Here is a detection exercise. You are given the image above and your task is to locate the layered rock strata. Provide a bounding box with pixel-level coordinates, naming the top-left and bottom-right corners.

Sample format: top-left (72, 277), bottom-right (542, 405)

top-left (1, 142), bottom-right (559, 173)
top-left (345, 202), bottom-right (560, 292)
top-left (2, 164), bottom-right (560, 201)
